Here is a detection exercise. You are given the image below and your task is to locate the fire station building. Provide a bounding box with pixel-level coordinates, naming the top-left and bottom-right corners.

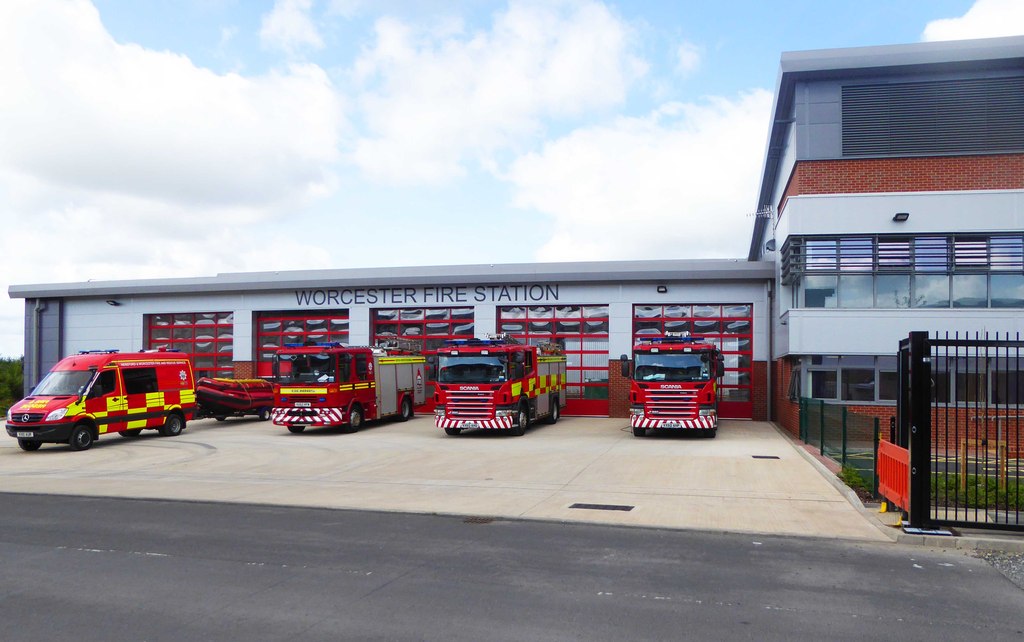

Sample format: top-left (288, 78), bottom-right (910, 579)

top-left (9, 35), bottom-right (1024, 429)
top-left (10, 260), bottom-right (774, 420)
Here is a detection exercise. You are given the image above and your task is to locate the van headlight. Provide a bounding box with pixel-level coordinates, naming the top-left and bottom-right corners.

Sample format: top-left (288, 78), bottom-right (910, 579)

top-left (5, 407), bottom-right (11, 422)
top-left (45, 408), bottom-right (68, 422)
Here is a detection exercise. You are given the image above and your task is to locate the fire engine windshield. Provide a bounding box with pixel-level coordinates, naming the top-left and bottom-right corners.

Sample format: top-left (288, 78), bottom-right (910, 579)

top-left (437, 355), bottom-right (507, 383)
top-left (31, 369), bottom-right (96, 396)
top-left (634, 353), bottom-right (711, 383)
top-left (275, 353), bottom-right (337, 383)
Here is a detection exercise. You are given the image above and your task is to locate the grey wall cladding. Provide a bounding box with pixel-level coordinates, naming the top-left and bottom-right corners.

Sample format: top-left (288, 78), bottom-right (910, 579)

top-left (842, 76), bottom-right (1024, 157)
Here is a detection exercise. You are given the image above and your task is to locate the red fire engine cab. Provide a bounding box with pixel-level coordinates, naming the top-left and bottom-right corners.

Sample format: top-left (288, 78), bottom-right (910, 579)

top-left (432, 336), bottom-right (566, 437)
top-left (271, 341), bottom-right (425, 433)
top-left (620, 332), bottom-right (725, 438)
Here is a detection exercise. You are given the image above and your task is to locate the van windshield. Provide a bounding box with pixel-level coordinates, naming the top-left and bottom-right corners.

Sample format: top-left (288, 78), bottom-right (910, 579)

top-left (31, 370), bottom-right (95, 396)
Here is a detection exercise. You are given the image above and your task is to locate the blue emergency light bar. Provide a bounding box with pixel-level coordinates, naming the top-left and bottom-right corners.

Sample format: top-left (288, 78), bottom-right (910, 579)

top-left (282, 342), bottom-right (344, 348)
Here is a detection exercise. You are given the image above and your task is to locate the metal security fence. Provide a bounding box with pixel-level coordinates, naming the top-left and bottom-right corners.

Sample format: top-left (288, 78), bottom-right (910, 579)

top-left (799, 398), bottom-right (881, 494)
top-left (892, 331), bottom-right (1024, 532)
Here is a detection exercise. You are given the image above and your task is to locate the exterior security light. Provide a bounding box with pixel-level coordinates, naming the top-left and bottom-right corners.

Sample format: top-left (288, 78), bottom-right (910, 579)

top-left (656, 285), bottom-right (668, 294)
top-left (105, 300), bottom-right (121, 306)
top-left (893, 212), bottom-right (910, 222)
top-left (765, 239), bottom-right (777, 252)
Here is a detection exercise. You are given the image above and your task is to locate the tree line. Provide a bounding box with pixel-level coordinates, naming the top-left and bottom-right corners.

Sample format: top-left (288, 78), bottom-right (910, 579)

top-left (0, 357), bottom-right (24, 410)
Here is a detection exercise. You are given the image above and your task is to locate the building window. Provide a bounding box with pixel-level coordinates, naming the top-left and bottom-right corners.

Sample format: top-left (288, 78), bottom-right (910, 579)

top-left (802, 355), bottom-right (898, 403)
top-left (146, 312), bottom-right (233, 379)
top-left (501, 305), bottom-right (609, 412)
top-left (634, 304), bottom-right (754, 408)
top-left (372, 307), bottom-right (474, 352)
top-left (784, 233), bottom-right (1024, 309)
top-left (255, 310), bottom-right (349, 376)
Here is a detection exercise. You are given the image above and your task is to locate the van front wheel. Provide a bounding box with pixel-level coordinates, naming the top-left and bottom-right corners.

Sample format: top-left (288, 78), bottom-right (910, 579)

top-left (69, 425), bottom-right (93, 451)
top-left (18, 439), bottom-right (41, 452)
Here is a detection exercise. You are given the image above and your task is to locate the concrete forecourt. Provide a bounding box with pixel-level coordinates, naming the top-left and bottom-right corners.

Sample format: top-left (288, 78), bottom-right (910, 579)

top-left (0, 416), bottom-right (891, 542)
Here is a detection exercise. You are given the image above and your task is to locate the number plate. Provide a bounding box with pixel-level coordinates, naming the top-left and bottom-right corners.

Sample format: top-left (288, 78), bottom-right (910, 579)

top-left (461, 421), bottom-right (480, 428)
top-left (294, 402), bottom-right (312, 408)
top-left (16, 432), bottom-right (33, 438)
top-left (662, 421), bottom-right (682, 428)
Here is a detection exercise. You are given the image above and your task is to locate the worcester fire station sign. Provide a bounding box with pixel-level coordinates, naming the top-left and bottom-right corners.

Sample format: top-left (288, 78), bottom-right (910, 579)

top-left (294, 284), bottom-right (560, 307)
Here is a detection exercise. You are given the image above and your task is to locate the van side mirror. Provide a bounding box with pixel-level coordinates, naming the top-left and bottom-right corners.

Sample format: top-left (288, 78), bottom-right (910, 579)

top-left (619, 354), bottom-right (630, 379)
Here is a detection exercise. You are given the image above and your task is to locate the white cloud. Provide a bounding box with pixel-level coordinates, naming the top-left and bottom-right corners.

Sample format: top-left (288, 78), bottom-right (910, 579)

top-left (349, 0), bottom-right (647, 184)
top-left (505, 90), bottom-right (773, 262)
top-left (675, 41), bottom-right (701, 76)
top-left (922, 0), bottom-right (1024, 41)
top-left (0, 0), bottom-right (346, 356)
top-left (260, 0), bottom-right (325, 55)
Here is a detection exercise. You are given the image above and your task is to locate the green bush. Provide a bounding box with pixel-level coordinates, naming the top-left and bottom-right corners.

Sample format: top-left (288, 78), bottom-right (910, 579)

top-left (0, 357), bottom-right (24, 409)
top-left (932, 473), bottom-right (1024, 511)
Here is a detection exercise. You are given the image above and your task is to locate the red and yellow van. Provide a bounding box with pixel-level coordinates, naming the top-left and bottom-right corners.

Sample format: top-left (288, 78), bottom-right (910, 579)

top-left (5, 349), bottom-right (196, 452)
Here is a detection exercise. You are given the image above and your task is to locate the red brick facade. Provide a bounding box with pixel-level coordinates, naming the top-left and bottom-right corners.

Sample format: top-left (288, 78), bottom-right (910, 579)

top-left (779, 153), bottom-right (1024, 213)
top-left (608, 358), bottom-right (630, 418)
top-left (232, 361), bottom-right (256, 379)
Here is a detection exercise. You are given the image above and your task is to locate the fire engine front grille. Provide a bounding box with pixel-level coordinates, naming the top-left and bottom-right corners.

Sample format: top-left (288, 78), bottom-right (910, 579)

top-left (645, 389), bottom-right (699, 420)
top-left (446, 390), bottom-right (496, 421)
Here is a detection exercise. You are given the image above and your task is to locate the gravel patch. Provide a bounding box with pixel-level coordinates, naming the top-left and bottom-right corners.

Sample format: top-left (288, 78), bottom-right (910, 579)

top-left (978, 551), bottom-right (1024, 590)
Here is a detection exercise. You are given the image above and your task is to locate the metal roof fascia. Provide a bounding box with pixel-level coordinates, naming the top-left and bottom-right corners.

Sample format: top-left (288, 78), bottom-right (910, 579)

top-left (9, 260), bottom-right (775, 299)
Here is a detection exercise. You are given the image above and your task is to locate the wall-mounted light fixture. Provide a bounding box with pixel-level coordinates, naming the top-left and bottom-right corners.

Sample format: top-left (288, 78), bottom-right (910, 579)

top-left (656, 285), bottom-right (668, 294)
top-left (764, 239), bottom-right (777, 252)
top-left (892, 212), bottom-right (910, 222)
top-left (105, 300), bottom-right (121, 307)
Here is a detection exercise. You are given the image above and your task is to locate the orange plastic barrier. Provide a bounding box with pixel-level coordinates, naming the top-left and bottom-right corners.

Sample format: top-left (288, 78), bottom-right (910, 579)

top-left (877, 439), bottom-right (910, 512)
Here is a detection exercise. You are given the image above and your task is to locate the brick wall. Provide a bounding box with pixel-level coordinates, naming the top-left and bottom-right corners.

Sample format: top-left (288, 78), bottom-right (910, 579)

top-left (752, 361), bottom-right (767, 421)
top-left (608, 358), bottom-right (630, 418)
top-left (232, 361), bottom-right (255, 379)
top-left (778, 153), bottom-right (1024, 213)
top-left (773, 358), bottom-right (800, 437)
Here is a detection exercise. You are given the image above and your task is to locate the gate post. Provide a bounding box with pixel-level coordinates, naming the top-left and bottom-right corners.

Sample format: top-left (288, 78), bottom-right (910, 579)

top-left (907, 331), bottom-right (932, 529)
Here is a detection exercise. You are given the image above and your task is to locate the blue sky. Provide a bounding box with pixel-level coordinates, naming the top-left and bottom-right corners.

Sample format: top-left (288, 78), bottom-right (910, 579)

top-left (1, 0), bottom-right (1022, 357)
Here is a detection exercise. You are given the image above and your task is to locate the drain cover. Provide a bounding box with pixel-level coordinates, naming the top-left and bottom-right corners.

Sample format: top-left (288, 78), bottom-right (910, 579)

top-left (463, 516), bottom-right (494, 524)
top-left (752, 455), bottom-right (780, 460)
top-left (569, 503), bottom-right (634, 512)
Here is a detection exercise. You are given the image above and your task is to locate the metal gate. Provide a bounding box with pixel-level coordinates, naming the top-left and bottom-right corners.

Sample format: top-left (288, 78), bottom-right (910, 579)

top-left (888, 331), bottom-right (1024, 531)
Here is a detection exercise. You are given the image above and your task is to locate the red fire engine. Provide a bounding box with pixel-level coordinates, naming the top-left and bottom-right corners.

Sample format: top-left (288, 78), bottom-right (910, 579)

top-left (433, 336), bottom-right (566, 436)
top-left (271, 341), bottom-right (425, 433)
top-left (620, 332), bottom-right (724, 438)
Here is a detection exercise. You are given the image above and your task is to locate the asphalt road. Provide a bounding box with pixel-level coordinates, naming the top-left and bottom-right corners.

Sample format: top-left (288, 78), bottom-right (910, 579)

top-left (1, 493), bottom-right (1022, 641)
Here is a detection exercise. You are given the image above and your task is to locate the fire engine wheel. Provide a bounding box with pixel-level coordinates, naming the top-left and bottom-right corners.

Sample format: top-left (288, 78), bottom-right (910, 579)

top-left (214, 415), bottom-right (227, 422)
top-left (287, 425), bottom-right (306, 434)
top-left (159, 413), bottom-right (184, 437)
top-left (510, 405), bottom-right (528, 437)
top-left (18, 439), bottom-right (41, 452)
top-left (68, 425), bottom-right (94, 451)
top-left (348, 406), bottom-right (363, 432)
top-left (258, 407), bottom-right (271, 421)
top-left (546, 399), bottom-right (560, 424)
top-left (632, 426), bottom-right (646, 437)
top-left (704, 428), bottom-right (718, 438)
top-left (444, 427), bottom-right (461, 436)
top-left (398, 397), bottom-right (413, 422)
top-left (119, 429), bottom-right (143, 439)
